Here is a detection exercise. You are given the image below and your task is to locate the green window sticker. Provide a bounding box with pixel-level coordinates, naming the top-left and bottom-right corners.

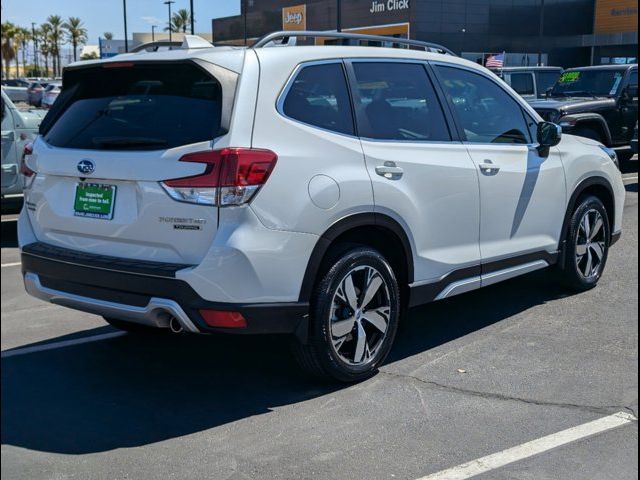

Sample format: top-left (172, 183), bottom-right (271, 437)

top-left (559, 71), bottom-right (581, 83)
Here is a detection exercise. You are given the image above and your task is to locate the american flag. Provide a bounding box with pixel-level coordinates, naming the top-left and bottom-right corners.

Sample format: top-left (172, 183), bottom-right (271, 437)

top-left (486, 53), bottom-right (505, 68)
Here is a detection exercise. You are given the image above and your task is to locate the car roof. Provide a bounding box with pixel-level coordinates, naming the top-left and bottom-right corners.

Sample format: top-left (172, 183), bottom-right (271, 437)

top-left (565, 64), bottom-right (637, 71)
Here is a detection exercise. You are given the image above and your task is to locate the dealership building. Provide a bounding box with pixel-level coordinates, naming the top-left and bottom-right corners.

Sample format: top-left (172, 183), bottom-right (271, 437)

top-left (212, 0), bottom-right (638, 67)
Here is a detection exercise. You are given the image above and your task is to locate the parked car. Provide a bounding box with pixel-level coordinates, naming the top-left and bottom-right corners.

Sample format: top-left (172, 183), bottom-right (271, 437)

top-left (1, 88), bottom-right (43, 201)
top-left (27, 82), bottom-right (48, 107)
top-left (1, 79), bottom-right (30, 88)
top-left (530, 65), bottom-right (638, 161)
top-left (41, 82), bottom-right (62, 109)
top-left (494, 66), bottom-right (563, 100)
top-left (19, 32), bottom-right (626, 382)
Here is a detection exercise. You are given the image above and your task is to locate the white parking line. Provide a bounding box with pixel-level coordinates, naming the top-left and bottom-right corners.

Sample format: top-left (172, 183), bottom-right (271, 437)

top-left (417, 411), bottom-right (637, 480)
top-left (1, 331), bottom-right (127, 359)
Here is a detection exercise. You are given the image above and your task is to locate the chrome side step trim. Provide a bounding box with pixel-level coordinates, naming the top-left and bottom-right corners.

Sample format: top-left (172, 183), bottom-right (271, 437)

top-left (481, 260), bottom-right (549, 288)
top-left (23, 272), bottom-right (199, 333)
top-left (434, 260), bottom-right (550, 301)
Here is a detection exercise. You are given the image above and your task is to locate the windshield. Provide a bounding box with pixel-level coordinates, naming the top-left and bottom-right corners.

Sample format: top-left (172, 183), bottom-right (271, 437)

top-left (551, 69), bottom-right (626, 97)
top-left (42, 62), bottom-right (224, 151)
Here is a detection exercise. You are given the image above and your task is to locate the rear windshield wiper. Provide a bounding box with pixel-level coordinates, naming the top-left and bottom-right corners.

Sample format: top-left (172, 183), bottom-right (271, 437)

top-left (92, 136), bottom-right (169, 150)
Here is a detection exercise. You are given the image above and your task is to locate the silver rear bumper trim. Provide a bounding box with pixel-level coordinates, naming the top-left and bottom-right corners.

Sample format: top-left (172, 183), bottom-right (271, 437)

top-left (23, 272), bottom-right (200, 333)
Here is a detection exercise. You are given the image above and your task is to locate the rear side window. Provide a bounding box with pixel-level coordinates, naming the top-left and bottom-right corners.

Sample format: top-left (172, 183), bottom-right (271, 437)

top-left (509, 73), bottom-right (535, 96)
top-left (282, 63), bottom-right (354, 136)
top-left (43, 62), bottom-right (225, 150)
top-left (352, 62), bottom-right (451, 141)
top-left (436, 66), bottom-right (532, 144)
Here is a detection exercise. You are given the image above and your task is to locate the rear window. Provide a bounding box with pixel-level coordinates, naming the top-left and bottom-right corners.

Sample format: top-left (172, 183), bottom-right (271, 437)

top-left (43, 62), bottom-right (224, 150)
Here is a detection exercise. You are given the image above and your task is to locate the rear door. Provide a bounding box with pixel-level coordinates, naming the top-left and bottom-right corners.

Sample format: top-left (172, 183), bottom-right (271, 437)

top-left (26, 60), bottom-right (238, 265)
top-left (347, 60), bottom-right (482, 288)
top-left (433, 64), bottom-right (566, 268)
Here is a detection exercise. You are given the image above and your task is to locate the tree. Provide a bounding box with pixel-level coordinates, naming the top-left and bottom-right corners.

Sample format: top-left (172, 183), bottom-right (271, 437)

top-left (14, 27), bottom-right (31, 78)
top-left (103, 32), bottom-right (114, 40)
top-left (63, 17), bottom-right (87, 62)
top-left (80, 51), bottom-right (98, 61)
top-left (39, 24), bottom-right (52, 76)
top-left (1, 21), bottom-right (17, 79)
top-left (165, 9), bottom-right (191, 34)
top-left (45, 15), bottom-right (64, 76)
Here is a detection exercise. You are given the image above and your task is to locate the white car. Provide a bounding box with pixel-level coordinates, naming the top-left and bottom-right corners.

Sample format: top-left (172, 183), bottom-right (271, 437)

top-left (19, 33), bottom-right (625, 382)
top-left (41, 82), bottom-right (62, 109)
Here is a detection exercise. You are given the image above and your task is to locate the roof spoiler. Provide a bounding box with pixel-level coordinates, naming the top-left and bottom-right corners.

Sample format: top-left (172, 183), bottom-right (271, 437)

top-left (130, 35), bottom-right (212, 53)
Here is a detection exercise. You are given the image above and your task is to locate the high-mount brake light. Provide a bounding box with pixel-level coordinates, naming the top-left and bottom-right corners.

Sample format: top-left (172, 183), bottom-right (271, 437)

top-left (161, 148), bottom-right (278, 206)
top-left (102, 62), bottom-right (135, 69)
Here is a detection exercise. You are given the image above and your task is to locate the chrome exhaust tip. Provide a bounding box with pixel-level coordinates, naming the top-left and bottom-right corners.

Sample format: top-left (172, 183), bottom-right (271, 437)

top-left (169, 316), bottom-right (184, 334)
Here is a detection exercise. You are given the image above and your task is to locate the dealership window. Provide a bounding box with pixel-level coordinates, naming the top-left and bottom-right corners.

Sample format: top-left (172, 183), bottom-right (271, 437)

top-left (282, 63), bottom-right (354, 136)
top-left (351, 62), bottom-right (451, 141)
top-left (436, 66), bottom-right (531, 145)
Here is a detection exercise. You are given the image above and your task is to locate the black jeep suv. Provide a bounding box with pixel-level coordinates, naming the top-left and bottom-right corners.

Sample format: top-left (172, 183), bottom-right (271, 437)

top-left (530, 64), bottom-right (638, 161)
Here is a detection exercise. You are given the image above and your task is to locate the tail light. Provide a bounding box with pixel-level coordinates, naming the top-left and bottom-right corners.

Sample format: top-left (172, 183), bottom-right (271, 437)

top-left (161, 148), bottom-right (278, 206)
top-left (20, 143), bottom-right (35, 177)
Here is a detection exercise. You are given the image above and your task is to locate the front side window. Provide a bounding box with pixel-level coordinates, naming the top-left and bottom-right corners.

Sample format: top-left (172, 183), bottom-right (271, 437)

top-left (436, 66), bottom-right (531, 144)
top-left (509, 73), bottom-right (535, 96)
top-left (282, 63), bottom-right (354, 136)
top-left (351, 62), bottom-right (451, 141)
top-left (536, 71), bottom-right (562, 95)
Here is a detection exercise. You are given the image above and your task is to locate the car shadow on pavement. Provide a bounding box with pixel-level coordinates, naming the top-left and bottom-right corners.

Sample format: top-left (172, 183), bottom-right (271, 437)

top-left (1, 270), bottom-right (571, 455)
top-left (1, 220), bottom-right (18, 248)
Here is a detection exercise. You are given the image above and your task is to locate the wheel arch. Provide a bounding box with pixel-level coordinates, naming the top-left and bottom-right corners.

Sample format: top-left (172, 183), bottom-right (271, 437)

top-left (298, 213), bottom-right (415, 304)
top-left (564, 113), bottom-right (613, 146)
top-left (560, 176), bottom-right (615, 253)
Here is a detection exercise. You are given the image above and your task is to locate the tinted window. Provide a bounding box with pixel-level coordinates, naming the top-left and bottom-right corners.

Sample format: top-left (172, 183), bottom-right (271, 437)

top-left (536, 71), bottom-right (562, 96)
top-left (437, 66), bottom-right (531, 144)
top-left (352, 63), bottom-right (450, 141)
top-left (629, 70), bottom-right (638, 87)
top-left (43, 63), bottom-right (225, 150)
top-left (510, 73), bottom-right (535, 96)
top-left (283, 63), bottom-right (354, 136)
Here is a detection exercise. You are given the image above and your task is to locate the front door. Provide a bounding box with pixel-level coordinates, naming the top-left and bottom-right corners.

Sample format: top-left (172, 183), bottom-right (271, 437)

top-left (434, 64), bottom-right (566, 268)
top-left (347, 61), bottom-right (482, 287)
top-left (1, 98), bottom-right (19, 191)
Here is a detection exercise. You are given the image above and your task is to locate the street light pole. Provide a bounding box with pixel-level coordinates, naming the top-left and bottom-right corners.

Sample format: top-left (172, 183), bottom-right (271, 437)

top-left (31, 22), bottom-right (39, 74)
top-left (243, 0), bottom-right (248, 46)
top-left (123, 0), bottom-right (129, 52)
top-left (164, 0), bottom-right (175, 42)
top-left (190, 0), bottom-right (195, 35)
top-left (537, 0), bottom-right (545, 66)
top-left (151, 25), bottom-right (156, 42)
top-left (337, 0), bottom-right (342, 32)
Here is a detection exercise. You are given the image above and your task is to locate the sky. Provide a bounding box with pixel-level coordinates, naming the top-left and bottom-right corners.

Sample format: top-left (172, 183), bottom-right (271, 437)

top-left (2, 0), bottom-right (241, 43)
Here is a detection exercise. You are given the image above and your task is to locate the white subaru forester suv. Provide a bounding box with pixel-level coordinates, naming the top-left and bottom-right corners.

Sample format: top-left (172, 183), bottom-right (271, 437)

top-left (19, 33), bottom-right (625, 382)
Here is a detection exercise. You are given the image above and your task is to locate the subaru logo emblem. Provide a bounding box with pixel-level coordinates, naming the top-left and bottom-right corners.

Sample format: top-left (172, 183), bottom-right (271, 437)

top-left (77, 159), bottom-right (95, 175)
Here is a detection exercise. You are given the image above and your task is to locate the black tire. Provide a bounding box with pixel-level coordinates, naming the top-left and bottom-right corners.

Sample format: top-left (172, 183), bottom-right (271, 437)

top-left (558, 195), bottom-right (611, 291)
top-left (292, 246), bottom-right (401, 383)
top-left (103, 317), bottom-right (166, 334)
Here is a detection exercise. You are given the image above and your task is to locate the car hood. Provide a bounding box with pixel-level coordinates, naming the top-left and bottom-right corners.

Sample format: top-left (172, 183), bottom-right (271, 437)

top-left (529, 97), bottom-right (616, 114)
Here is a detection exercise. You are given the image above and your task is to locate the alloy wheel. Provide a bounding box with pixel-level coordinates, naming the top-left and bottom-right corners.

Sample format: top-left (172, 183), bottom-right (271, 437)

top-left (575, 209), bottom-right (607, 279)
top-left (329, 265), bottom-right (391, 366)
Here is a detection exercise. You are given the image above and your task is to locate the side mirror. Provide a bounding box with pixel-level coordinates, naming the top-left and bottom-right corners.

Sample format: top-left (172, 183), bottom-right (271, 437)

top-left (537, 121), bottom-right (562, 157)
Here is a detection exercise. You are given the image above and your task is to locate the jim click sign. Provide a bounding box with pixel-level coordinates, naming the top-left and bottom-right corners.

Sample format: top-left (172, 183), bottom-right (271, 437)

top-left (370, 0), bottom-right (410, 14)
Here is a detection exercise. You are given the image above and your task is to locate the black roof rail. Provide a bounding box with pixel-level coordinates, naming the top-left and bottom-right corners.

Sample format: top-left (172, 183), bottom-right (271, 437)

top-left (252, 31), bottom-right (457, 56)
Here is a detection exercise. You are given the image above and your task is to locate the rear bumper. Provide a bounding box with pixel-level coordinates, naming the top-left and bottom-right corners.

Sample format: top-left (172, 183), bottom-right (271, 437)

top-left (21, 242), bottom-right (309, 336)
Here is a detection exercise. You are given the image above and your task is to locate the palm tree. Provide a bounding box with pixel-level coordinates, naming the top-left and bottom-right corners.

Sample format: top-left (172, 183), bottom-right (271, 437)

top-left (45, 15), bottom-right (64, 76)
top-left (1, 21), bottom-right (17, 79)
top-left (166, 9), bottom-right (191, 34)
top-left (39, 23), bottom-right (52, 76)
top-left (103, 32), bottom-right (114, 40)
top-left (63, 17), bottom-right (87, 62)
top-left (14, 27), bottom-right (31, 78)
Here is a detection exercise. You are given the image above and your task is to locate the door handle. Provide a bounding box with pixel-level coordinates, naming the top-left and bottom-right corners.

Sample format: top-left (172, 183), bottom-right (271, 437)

top-left (479, 160), bottom-right (500, 174)
top-left (375, 162), bottom-right (404, 179)
top-left (1, 131), bottom-right (15, 142)
top-left (1, 164), bottom-right (17, 174)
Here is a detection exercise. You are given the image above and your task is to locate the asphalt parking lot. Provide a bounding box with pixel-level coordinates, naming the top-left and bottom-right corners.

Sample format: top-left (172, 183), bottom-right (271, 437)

top-left (1, 167), bottom-right (638, 480)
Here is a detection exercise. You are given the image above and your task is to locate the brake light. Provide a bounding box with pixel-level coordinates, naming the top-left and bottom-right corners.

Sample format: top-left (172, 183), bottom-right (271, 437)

top-left (20, 143), bottom-right (35, 178)
top-left (161, 148), bottom-right (277, 206)
top-left (102, 61), bottom-right (135, 69)
top-left (200, 310), bottom-right (247, 329)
